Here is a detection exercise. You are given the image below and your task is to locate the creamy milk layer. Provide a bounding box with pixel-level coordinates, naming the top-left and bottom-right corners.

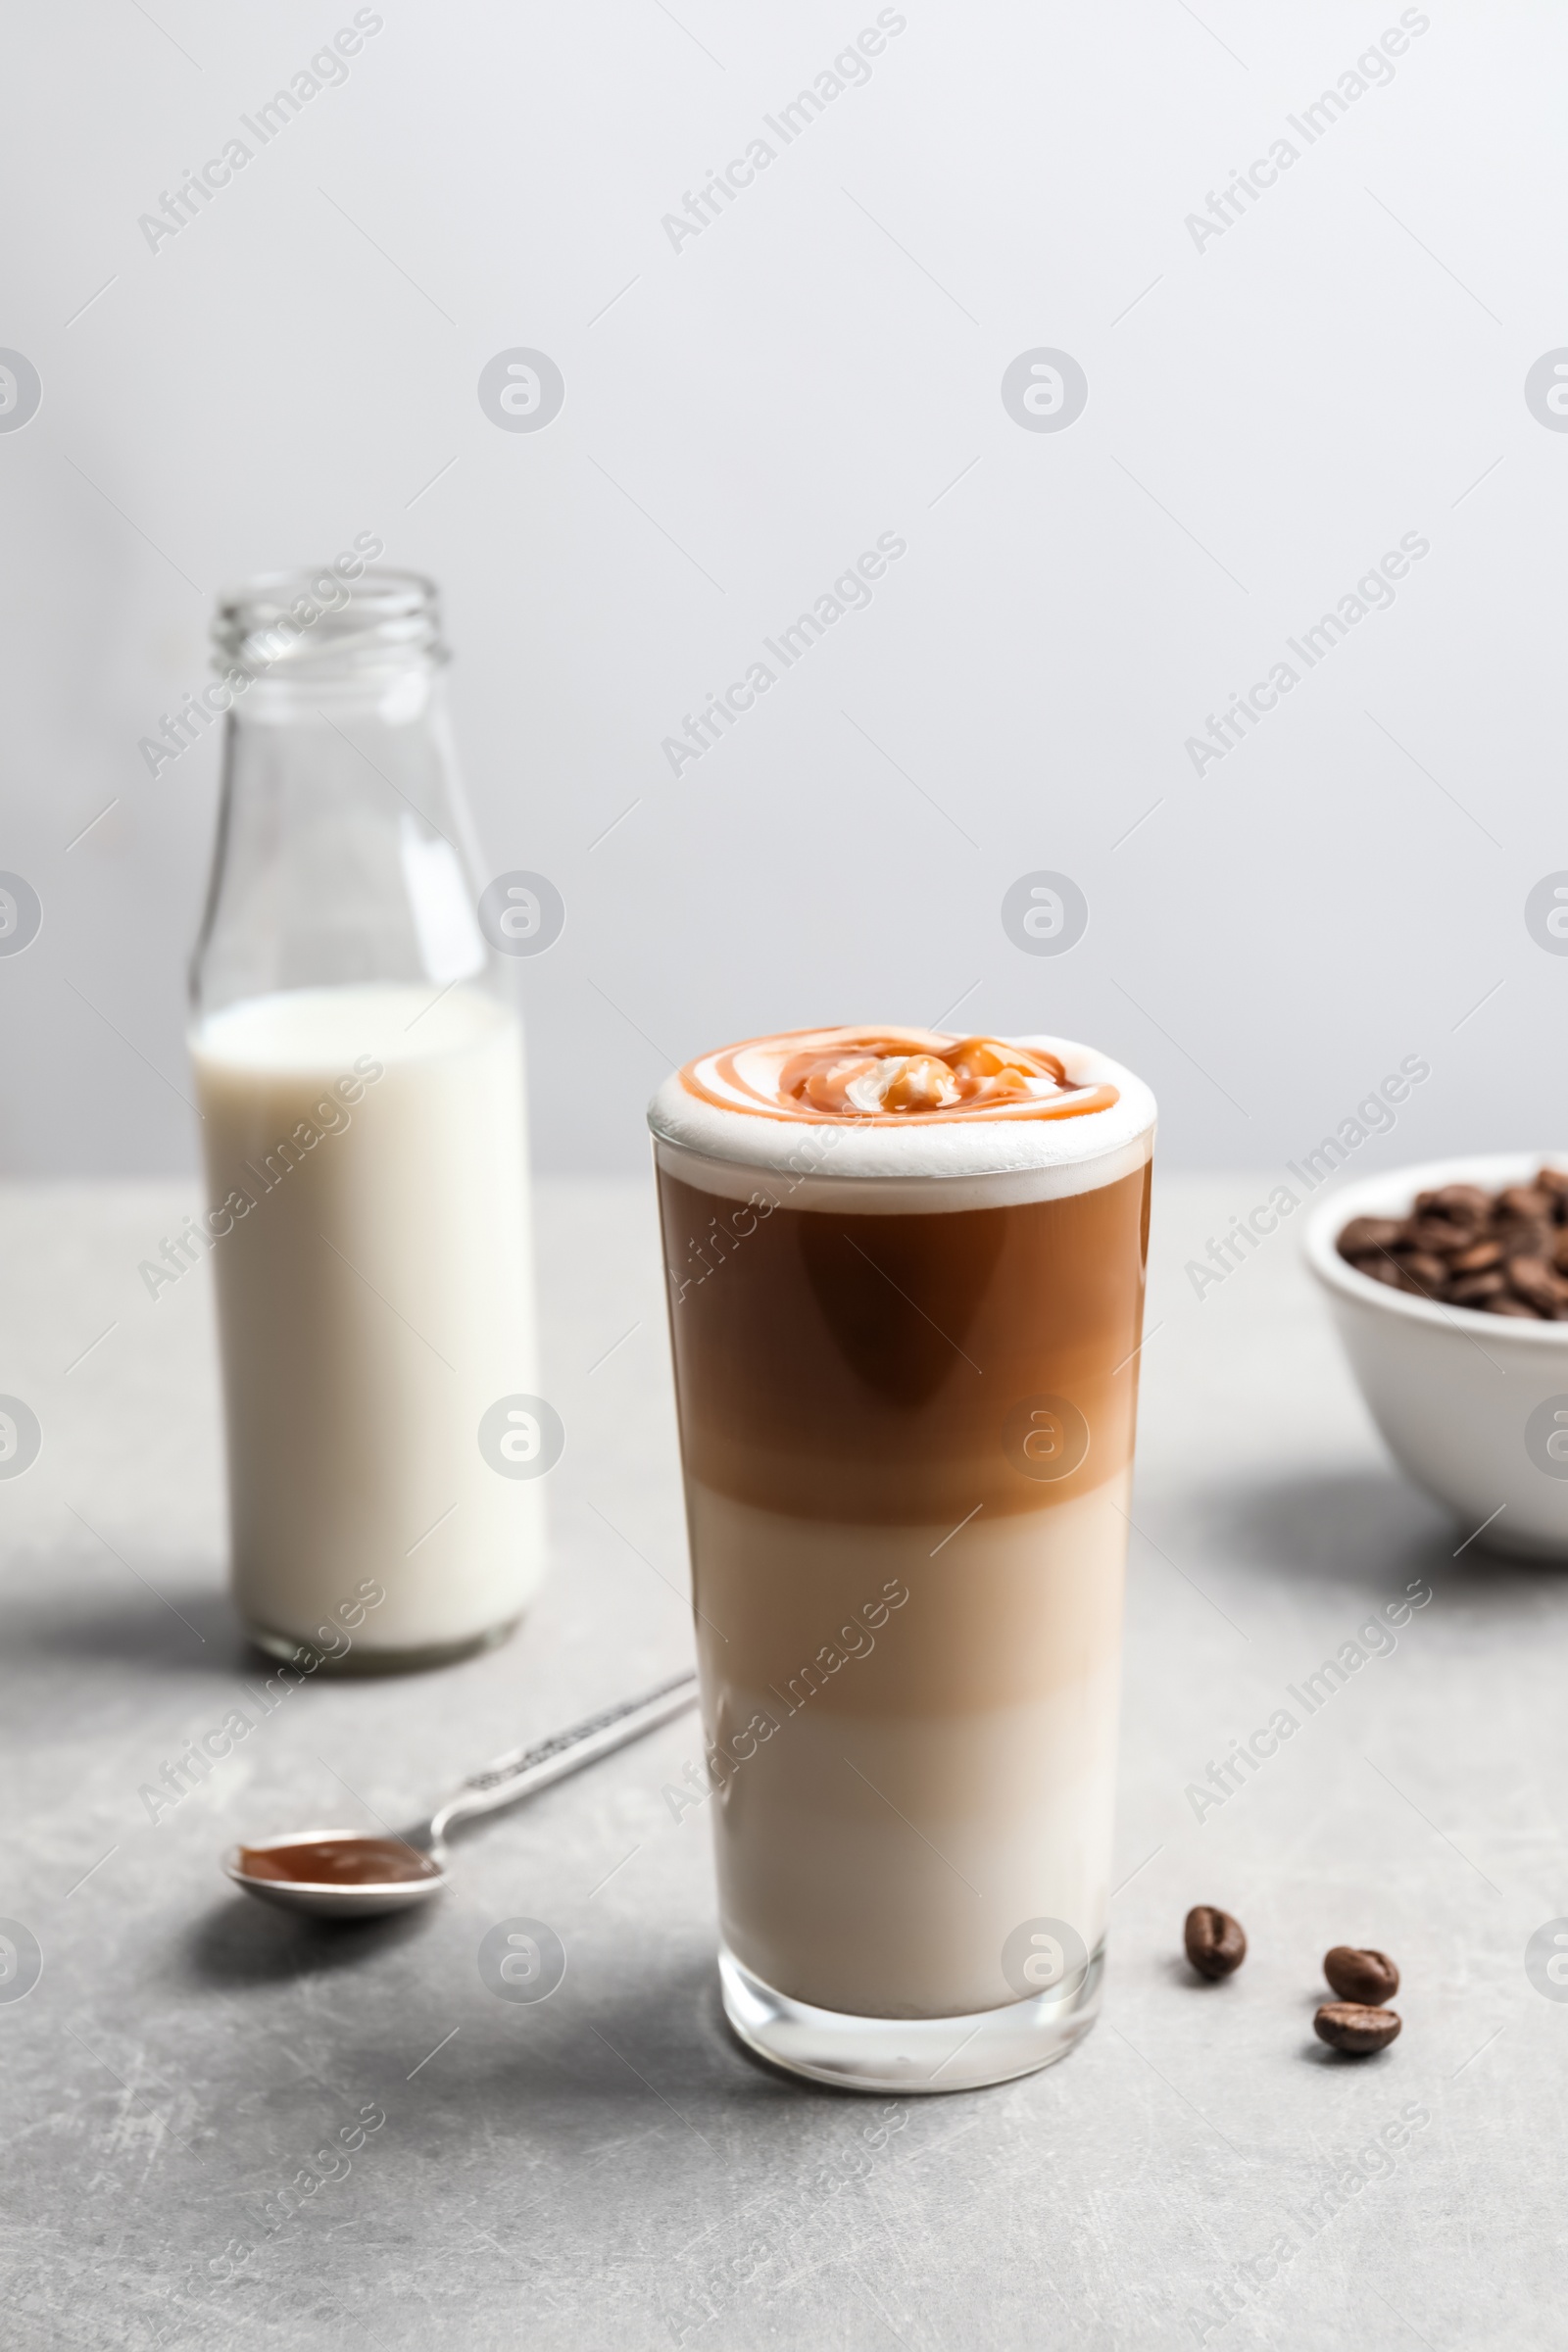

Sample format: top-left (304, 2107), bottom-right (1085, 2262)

top-left (688, 1478), bottom-right (1129, 2018)
top-left (193, 983), bottom-right (542, 1652)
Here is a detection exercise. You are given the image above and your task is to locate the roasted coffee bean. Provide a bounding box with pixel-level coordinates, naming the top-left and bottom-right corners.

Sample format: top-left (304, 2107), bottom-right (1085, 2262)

top-left (1340, 1175), bottom-right (1568, 1314)
top-left (1339, 1217), bottom-right (1403, 1256)
top-left (1323, 1945), bottom-right (1399, 2003)
top-left (1496, 1220), bottom-right (1552, 1259)
top-left (1449, 1239), bottom-right (1502, 1274)
top-left (1406, 1219), bottom-right (1471, 1257)
top-left (1184, 1905), bottom-right (1247, 1980)
top-left (1449, 1271), bottom-right (1506, 1303)
top-left (1430, 1184), bottom-right (1490, 1218)
top-left (1314, 2002), bottom-right (1400, 2054)
top-left (1507, 1257), bottom-right (1568, 1316)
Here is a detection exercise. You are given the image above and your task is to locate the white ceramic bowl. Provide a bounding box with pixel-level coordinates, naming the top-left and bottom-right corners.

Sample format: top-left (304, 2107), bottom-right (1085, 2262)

top-left (1304, 1154), bottom-right (1568, 1559)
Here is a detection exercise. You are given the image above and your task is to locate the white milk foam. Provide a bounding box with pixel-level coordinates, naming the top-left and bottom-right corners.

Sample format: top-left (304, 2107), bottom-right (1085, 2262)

top-left (650, 1033), bottom-right (1156, 1211)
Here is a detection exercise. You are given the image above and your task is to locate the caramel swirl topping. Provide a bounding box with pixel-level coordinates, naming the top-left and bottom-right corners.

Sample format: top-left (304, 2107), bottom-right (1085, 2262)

top-left (679, 1026), bottom-right (1118, 1125)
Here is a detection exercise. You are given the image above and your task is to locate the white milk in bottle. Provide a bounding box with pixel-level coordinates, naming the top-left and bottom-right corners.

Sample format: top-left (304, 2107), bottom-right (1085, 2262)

top-left (188, 567), bottom-right (546, 1666)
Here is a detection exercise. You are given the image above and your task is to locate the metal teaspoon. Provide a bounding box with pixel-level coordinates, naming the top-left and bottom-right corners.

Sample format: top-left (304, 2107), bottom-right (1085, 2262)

top-left (222, 1669), bottom-right (699, 1920)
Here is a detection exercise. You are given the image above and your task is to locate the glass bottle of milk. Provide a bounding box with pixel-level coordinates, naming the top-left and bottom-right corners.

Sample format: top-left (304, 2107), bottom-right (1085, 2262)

top-left (189, 566), bottom-right (543, 1669)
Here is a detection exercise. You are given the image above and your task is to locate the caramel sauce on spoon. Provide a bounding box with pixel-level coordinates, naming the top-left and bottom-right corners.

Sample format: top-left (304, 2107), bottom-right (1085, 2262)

top-left (236, 1836), bottom-right (440, 1887)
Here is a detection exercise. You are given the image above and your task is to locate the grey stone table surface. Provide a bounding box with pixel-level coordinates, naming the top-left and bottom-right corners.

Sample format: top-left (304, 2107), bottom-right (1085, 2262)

top-left (2, 1173), bottom-right (1565, 2352)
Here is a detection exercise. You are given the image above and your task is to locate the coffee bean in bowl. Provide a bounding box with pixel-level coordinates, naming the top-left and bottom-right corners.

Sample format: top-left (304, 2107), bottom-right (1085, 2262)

top-left (1306, 1156), bottom-right (1568, 1561)
top-left (1323, 1945), bottom-right (1399, 2004)
top-left (1313, 2002), bottom-right (1400, 2055)
top-left (1184, 1905), bottom-right (1247, 1980)
top-left (1335, 1168), bottom-right (1568, 1317)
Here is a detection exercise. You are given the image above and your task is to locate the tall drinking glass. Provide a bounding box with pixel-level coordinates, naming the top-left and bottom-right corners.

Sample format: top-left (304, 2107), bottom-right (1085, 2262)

top-left (650, 1027), bottom-right (1154, 2092)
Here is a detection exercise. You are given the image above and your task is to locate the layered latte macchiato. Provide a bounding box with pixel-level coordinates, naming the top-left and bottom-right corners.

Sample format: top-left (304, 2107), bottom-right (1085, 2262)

top-left (650, 1027), bottom-right (1155, 2092)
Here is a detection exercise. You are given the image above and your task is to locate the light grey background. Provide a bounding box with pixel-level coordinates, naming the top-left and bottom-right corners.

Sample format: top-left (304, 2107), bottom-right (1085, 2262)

top-left (1, 1), bottom-right (1562, 1178)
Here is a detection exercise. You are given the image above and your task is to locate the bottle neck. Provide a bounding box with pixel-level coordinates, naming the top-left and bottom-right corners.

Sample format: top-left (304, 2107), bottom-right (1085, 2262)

top-left (213, 561), bottom-right (440, 683)
top-left (225, 652), bottom-right (446, 730)
top-left (191, 573), bottom-right (496, 1023)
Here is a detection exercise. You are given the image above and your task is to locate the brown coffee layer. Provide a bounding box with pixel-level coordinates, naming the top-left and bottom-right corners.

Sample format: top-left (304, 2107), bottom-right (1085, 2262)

top-left (657, 1165), bottom-right (1150, 1523)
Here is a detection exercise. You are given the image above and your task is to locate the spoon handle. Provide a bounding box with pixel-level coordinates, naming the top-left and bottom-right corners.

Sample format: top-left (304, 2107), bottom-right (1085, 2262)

top-left (428, 1668), bottom-right (700, 1839)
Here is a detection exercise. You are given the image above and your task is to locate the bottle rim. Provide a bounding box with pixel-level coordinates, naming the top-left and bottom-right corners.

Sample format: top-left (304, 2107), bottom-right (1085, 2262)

top-left (212, 565), bottom-right (445, 678)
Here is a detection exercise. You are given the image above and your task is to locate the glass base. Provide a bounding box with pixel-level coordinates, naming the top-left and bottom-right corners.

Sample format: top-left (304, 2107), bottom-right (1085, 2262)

top-left (718, 1940), bottom-right (1104, 2095)
top-left (242, 1615), bottom-right (521, 1677)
